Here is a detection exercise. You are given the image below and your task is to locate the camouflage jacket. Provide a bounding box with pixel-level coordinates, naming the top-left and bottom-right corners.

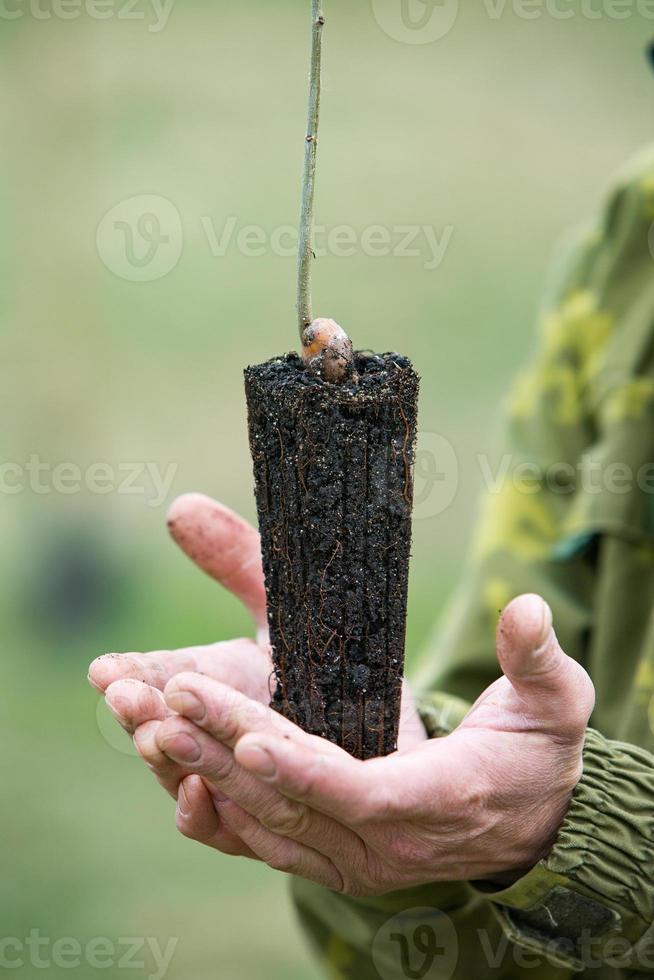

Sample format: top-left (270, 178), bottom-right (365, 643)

top-left (292, 146), bottom-right (654, 978)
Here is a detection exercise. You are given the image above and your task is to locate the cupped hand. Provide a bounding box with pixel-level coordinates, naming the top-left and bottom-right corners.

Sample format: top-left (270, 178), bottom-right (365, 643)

top-left (88, 493), bottom-right (425, 863)
top-left (149, 592), bottom-right (595, 895)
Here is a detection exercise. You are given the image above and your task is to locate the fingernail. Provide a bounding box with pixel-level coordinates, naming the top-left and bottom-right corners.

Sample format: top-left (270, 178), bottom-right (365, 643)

top-left (240, 743), bottom-right (277, 779)
top-left (105, 694), bottom-right (126, 723)
top-left (167, 690), bottom-right (205, 722)
top-left (536, 599), bottom-right (553, 650)
top-left (87, 670), bottom-right (102, 692)
top-left (517, 594), bottom-right (554, 654)
top-left (160, 732), bottom-right (201, 763)
top-left (178, 782), bottom-right (190, 816)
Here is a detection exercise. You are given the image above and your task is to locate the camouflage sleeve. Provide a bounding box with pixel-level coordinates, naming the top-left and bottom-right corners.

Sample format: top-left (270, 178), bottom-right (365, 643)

top-left (292, 146), bottom-right (654, 978)
top-left (469, 148), bottom-right (654, 973)
top-left (477, 728), bottom-right (654, 973)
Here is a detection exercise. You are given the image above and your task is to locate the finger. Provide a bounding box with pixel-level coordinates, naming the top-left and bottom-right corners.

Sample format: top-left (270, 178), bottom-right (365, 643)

top-left (167, 493), bottom-right (267, 634)
top-left (133, 720), bottom-right (186, 799)
top-left (160, 691), bottom-right (446, 827)
top-left (105, 679), bottom-right (170, 735)
top-left (176, 775), bottom-right (258, 860)
top-left (162, 672), bottom-right (343, 756)
top-left (233, 732), bottom-right (401, 825)
top-left (156, 715), bottom-right (362, 861)
top-left (219, 803), bottom-right (343, 891)
top-left (89, 639), bottom-right (271, 702)
top-left (496, 593), bottom-right (595, 735)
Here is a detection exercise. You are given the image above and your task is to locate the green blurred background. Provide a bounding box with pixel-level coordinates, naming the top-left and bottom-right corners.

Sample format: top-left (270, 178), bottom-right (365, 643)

top-left (2, 1), bottom-right (653, 977)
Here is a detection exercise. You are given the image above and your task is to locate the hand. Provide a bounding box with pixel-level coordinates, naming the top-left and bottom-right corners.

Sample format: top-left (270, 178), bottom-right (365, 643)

top-left (88, 493), bottom-right (426, 862)
top-left (147, 592), bottom-right (595, 895)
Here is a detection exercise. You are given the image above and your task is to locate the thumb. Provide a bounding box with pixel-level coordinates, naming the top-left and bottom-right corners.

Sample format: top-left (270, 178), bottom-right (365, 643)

top-left (167, 493), bottom-right (268, 634)
top-left (496, 593), bottom-right (595, 736)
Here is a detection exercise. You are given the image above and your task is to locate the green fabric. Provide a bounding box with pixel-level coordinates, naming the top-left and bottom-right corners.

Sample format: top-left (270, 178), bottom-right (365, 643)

top-left (291, 144), bottom-right (654, 978)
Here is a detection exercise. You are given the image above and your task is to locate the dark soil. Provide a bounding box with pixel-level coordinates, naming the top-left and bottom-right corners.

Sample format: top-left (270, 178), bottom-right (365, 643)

top-left (244, 351), bottom-right (419, 759)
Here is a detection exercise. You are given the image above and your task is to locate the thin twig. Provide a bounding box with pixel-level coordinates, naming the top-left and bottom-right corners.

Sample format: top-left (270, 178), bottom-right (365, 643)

top-left (297, 0), bottom-right (325, 339)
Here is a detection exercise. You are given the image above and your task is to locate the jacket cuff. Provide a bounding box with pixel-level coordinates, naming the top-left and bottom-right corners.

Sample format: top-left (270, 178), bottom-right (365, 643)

top-left (474, 727), bottom-right (654, 971)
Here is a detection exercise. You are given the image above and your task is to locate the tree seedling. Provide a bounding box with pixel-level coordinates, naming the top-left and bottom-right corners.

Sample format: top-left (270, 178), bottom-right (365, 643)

top-left (244, 1), bottom-right (419, 759)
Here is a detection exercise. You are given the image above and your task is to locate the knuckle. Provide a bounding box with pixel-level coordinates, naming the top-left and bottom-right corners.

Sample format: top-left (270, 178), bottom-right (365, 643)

top-left (265, 841), bottom-right (299, 874)
top-left (343, 776), bottom-right (393, 826)
top-left (263, 800), bottom-right (312, 839)
top-left (134, 725), bottom-right (164, 765)
top-left (552, 661), bottom-right (595, 740)
top-left (569, 661), bottom-right (596, 719)
top-left (205, 746), bottom-right (235, 783)
top-left (338, 785), bottom-right (381, 826)
top-left (175, 812), bottom-right (203, 842)
top-left (212, 693), bottom-right (243, 743)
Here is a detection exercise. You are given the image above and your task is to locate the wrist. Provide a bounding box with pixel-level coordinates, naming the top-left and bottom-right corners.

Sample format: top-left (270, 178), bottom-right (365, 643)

top-left (483, 777), bottom-right (578, 887)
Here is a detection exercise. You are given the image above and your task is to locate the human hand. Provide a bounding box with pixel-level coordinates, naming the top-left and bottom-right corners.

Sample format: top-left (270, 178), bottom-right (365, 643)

top-left (148, 592), bottom-right (595, 894)
top-left (88, 493), bottom-right (425, 861)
